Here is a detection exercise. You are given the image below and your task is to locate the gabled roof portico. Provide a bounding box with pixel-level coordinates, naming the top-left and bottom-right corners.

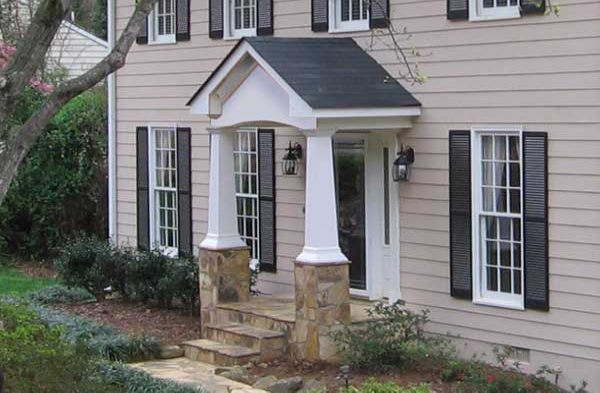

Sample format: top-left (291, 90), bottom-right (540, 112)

top-left (188, 37), bottom-right (421, 265)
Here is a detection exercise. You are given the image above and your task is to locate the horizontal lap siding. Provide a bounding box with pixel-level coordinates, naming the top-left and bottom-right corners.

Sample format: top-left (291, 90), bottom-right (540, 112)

top-left (115, 0), bottom-right (600, 374)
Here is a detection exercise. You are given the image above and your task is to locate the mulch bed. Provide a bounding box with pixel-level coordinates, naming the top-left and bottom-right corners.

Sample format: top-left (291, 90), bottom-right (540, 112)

top-left (248, 359), bottom-right (454, 392)
top-left (54, 299), bottom-right (203, 345)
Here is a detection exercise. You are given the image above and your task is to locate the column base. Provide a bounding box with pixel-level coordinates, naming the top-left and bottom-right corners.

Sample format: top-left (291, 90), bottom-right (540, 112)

top-left (199, 246), bottom-right (251, 331)
top-left (293, 261), bottom-right (351, 361)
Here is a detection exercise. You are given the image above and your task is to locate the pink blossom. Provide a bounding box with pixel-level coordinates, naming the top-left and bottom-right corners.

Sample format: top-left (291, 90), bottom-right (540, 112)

top-left (0, 40), bottom-right (54, 93)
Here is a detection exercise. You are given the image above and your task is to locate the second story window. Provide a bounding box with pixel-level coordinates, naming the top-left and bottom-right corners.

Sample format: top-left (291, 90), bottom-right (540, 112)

top-left (231, 0), bottom-right (257, 36)
top-left (330, 0), bottom-right (369, 32)
top-left (470, 0), bottom-right (520, 20)
top-left (150, 0), bottom-right (177, 44)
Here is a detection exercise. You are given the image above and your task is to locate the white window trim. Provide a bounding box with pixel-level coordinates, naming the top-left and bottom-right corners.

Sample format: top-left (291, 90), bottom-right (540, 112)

top-left (234, 128), bottom-right (261, 265)
top-left (469, 0), bottom-right (521, 21)
top-left (148, 124), bottom-right (179, 257)
top-left (328, 0), bottom-right (370, 33)
top-left (471, 125), bottom-right (525, 311)
top-left (148, 0), bottom-right (177, 45)
top-left (223, 0), bottom-right (257, 40)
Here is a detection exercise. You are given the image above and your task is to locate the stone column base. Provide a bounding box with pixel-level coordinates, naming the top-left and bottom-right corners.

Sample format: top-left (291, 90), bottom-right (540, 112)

top-left (293, 261), bottom-right (350, 361)
top-left (199, 247), bottom-right (251, 332)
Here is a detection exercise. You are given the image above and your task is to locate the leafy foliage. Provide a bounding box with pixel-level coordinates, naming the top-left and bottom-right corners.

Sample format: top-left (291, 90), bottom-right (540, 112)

top-left (341, 379), bottom-right (430, 393)
top-left (30, 302), bottom-right (160, 362)
top-left (0, 302), bottom-right (120, 393)
top-left (95, 361), bottom-right (203, 393)
top-left (332, 301), bottom-right (453, 370)
top-left (54, 237), bottom-right (200, 311)
top-left (0, 88), bottom-right (108, 258)
top-left (26, 285), bottom-right (95, 305)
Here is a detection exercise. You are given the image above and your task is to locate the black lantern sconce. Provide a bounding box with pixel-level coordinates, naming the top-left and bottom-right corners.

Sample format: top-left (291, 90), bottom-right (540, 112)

top-left (392, 145), bottom-right (415, 182)
top-left (282, 141), bottom-right (303, 176)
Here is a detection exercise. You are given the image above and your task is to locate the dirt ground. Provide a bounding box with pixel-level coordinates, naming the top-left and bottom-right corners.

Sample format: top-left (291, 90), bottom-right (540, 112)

top-left (248, 359), bottom-right (453, 392)
top-left (55, 299), bottom-right (203, 345)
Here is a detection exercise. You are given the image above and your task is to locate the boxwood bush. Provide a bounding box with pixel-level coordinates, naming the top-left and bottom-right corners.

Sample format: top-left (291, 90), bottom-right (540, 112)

top-left (55, 237), bottom-right (199, 311)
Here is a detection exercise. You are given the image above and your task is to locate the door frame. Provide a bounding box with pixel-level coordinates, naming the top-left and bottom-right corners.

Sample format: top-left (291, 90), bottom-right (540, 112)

top-left (334, 132), bottom-right (401, 301)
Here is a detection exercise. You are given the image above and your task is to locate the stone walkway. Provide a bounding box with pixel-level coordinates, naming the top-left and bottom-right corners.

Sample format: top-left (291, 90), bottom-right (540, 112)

top-left (129, 357), bottom-right (266, 393)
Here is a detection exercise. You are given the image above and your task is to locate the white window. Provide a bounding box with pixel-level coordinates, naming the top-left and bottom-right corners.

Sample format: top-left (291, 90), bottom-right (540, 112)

top-left (469, 0), bottom-right (520, 21)
top-left (150, 126), bottom-right (179, 256)
top-left (234, 129), bottom-right (260, 262)
top-left (472, 127), bottom-right (524, 310)
top-left (225, 0), bottom-right (257, 38)
top-left (330, 0), bottom-right (369, 32)
top-left (149, 0), bottom-right (176, 44)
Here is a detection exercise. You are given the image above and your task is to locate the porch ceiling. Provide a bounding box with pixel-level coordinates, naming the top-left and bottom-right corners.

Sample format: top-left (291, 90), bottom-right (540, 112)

top-left (187, 37), bottom-right (421, 131)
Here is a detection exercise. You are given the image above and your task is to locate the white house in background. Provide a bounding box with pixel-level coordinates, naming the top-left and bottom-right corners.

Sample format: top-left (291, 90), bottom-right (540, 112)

top-left (0, 0), bottom-right (107, 78)
top-left (47, 21), bottom-right (108, 78)
top-left (106, 0), bottom-right (600, 389)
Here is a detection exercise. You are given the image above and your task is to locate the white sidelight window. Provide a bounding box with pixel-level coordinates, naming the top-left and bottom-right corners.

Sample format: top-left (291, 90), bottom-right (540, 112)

top-left (150, 127), bottom-right (179, 255)
top-left (227, 0), bottom-right (257, 38)
top-left (234, 129), bottom-right (260, 262)
top-left (149, 0), bottom-right (177, 43)
top-left (330, 0), bottom-right (369, 32)
top-left (473, 128), bottom-right (524, 309)
top-left (470, 0), bottom-right (520, 20)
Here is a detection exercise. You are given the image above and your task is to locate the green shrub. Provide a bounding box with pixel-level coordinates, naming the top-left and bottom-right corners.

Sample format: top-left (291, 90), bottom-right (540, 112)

top-left (341, 379), bottom-right (430, 393)
top-left (54, 237), bottom-right (199, 310)
top-left (26, 285), bottom-right (95, 304)
top-left (0, 302), bottom-right (120, 393)
top-left (54, 236), bottom-right (117, 300)
top-left (31, 303), bottom-right (160, 362)
top-left (332, 301), bottom-right (453, 371)
top-left (95, 361), bottom-right (203, 393)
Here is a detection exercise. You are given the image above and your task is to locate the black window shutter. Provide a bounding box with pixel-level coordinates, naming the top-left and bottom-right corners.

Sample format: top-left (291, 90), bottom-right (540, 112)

top-left (136, 15), bottom-right (148, 44)
top-left (311, 0), bottom-right (328, 32)
top-left (209, 0), bottom-right (224, 39)
top-left (177, 128), bottom-right (193, 256)
top-left (176, 0), bottom-right (191, 41)
top-left (136, 127), bottom-right (150, 250)
top-left (370, 0), bottom-right (390, 28)
top-left (257, 0), bottom-right (274, 35)
top-left (258, 129), bottom-right (276, 273)
top-left (449, 130), bottom-right (473, 299)
top-left (521, 0), bottom-right (546, 14)
top-left (523, 132), bottom-right (549, 311)
top-left (447, 0), bottom-right (469, 20)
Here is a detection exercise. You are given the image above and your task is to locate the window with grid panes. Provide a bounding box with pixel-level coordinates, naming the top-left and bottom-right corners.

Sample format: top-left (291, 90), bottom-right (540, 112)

top-left (150, 0), bottom-right (176, 43)
top-left (471, 0), bottom-right (519, 20)
top-left (332, 0), bottom-right (369, 31)
top-left (475, 131), bottom-right (523, 308)
top-left (151, 127), bottom-right (179, 254)
top-left (230, 0), bottom-right (256, 36)
top-left (234, 129), bottom-right (260, 262)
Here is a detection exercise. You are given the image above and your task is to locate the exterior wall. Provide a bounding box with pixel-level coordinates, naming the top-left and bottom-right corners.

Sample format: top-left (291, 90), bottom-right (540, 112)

top-left (47, 22), bottom-right (108, 78)
top-left (114, 0), bottom-right (600, 388)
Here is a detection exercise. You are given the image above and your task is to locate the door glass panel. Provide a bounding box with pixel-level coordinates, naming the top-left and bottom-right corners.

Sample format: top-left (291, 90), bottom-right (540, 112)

top-left (334, 138), bottom-right (367, 290)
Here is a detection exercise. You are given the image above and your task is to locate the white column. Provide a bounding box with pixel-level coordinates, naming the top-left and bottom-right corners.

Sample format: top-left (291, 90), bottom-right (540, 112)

top-left (200, 128), bottom-right (246, 250)
top-left (296, 129), bottom-right (348, 264)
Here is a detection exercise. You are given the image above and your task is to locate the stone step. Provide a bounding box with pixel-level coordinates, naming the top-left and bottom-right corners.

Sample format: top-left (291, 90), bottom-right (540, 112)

top-left (182, 339), bottom-right (260, 366)
top-left (205, 323), bottom-right (286, 361)
top-left (215, 303), bottom-right (295, 336)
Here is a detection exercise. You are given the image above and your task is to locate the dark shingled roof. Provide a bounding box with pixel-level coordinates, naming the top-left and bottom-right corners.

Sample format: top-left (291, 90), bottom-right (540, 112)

top-left (187, 37), bottom-right (420, 109)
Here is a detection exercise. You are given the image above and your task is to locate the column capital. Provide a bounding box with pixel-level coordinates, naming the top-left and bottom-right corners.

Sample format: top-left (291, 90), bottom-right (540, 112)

top-left (299, 128), bottom-right (338, 138)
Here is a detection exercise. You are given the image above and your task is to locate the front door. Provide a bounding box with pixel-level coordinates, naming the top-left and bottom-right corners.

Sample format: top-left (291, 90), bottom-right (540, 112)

top-left (334, 133), bottom-right (401, 300)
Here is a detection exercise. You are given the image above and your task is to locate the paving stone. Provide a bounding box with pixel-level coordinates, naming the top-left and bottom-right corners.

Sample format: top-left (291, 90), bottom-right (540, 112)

top-left (254, 376), bottom-right (278, 390)
top-left (159, 345), bottom-right (185, 359)
top-left (299, 379), bottom-right (326, 393)
top-left (264, 376), bottom-right (304, 393)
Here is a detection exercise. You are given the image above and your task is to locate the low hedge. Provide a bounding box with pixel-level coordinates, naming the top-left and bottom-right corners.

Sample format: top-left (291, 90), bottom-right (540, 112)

top-left (55, 237), bottom-right (199, 311)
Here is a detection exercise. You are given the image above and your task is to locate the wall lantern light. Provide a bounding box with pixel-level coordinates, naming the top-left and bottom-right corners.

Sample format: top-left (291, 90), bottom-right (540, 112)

top-left (392, 145), bottom-right (415, 182)
top-left (282, 141), bottom-right (303, 176)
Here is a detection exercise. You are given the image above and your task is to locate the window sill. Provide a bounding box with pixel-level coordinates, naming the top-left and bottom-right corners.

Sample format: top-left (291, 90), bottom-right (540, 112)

top-left (224, 30), bottom-right (257, 41)
top-left (473, 298), bottom-right (525, 311)
top-left (329, 25), bottom-right (370, 34)
top-left (469, 10), bottom-right (521, 21)
top-left (148, 37), bottom-right (177, 46)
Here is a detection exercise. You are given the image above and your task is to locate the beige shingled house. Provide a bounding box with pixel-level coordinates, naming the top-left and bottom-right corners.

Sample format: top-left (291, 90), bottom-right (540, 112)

top-left (106, 0), bottom-right (600, 388)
